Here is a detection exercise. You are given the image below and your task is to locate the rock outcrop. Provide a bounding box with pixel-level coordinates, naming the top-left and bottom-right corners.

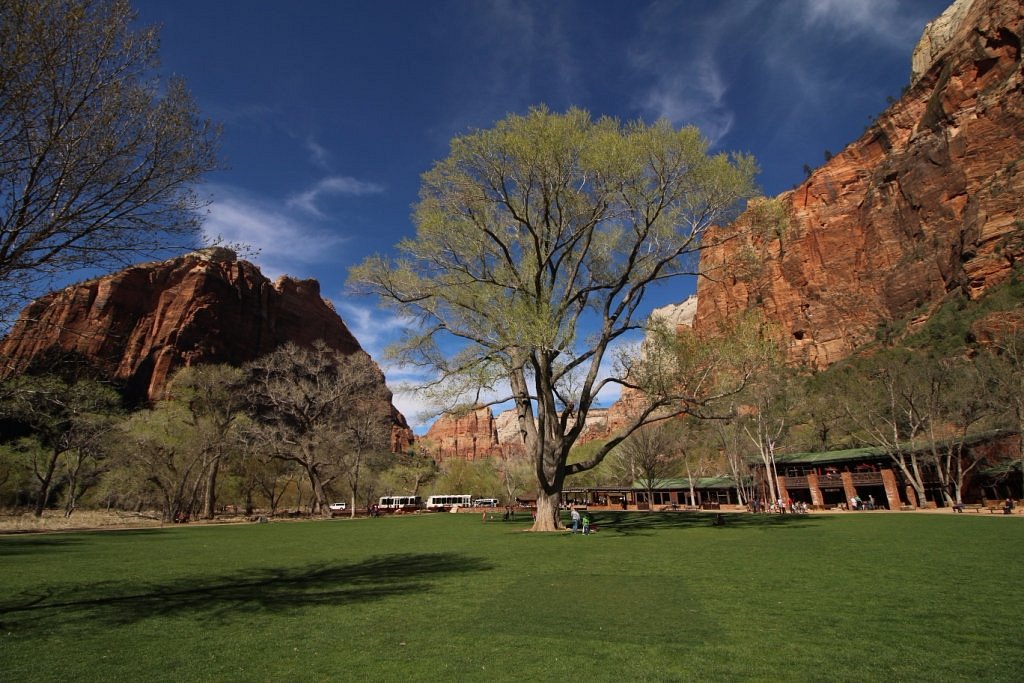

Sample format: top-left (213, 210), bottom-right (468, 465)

top-left (422, 406), bottom-right (502, 461)
top-left (0, 249), bottom-right (414, 450)
top-left (426, 403), bottom-right (624, 461)
top-left (694, 0), bottom-right (1024, 367)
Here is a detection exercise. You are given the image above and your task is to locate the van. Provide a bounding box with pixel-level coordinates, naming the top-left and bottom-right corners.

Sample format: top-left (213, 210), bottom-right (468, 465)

top-left (474, 498), bottom-right (499, 507)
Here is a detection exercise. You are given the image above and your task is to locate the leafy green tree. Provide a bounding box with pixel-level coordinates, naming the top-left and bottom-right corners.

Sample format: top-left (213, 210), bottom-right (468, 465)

top-left (432, 458), bottom-right (497, 500)
top-left (495, 446), bottom-right (533, 507)
top-left (0, 374), bottom-right (120, 516)
top-left (378, 448), bottom-right (438, 498)
top-left (350, 107), bottom-right (759, 530)
top-left (0, 0), bottom-right (219, 319)
top-left (166, 364), bottom-right (247, 519)
top-left (113, 401), bottom-right (206, 522)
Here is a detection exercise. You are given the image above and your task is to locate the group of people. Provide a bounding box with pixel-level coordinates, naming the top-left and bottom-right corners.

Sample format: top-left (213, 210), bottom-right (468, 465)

top-left (848, 495), bottom-right (877, 510)
top-left (569, 508), bottom-right (593, 534)
top-left (748, 498), bottom-right (809, 514)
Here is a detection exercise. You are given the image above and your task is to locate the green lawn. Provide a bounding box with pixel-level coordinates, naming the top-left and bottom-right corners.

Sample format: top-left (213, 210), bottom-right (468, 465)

top-left (1, 511), bottom-right (1022, 681)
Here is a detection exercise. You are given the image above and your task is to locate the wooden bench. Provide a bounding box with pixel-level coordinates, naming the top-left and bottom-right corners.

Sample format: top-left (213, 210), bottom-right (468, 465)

top-left (952, 503), bottom-right (983, 513)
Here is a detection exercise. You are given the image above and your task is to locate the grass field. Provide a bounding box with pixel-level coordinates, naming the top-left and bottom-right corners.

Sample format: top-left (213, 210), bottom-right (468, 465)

top-left (1, 511), bottom-right (1022, 681)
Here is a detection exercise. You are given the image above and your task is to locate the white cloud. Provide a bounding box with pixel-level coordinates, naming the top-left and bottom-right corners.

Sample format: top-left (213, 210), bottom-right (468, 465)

top-left (304, 137), bottom-right (331, 169)
top-left (801, 0), bottom-right (935, 47)
top-left (201, 185), bottom-right (350, 280)
top-left (629, 4), bottom-right (740, 145)
top-left (640, 64), bottom-right (735, 144)
top-left (333, 300), bottom-right (417, 354)
top-left (286, 175), bottom-right (385, 218)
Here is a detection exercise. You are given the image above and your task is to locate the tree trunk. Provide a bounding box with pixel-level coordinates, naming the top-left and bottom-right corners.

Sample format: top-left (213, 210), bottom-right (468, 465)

top-left (306, 464), bottom-right (330, 517)
top-left (33, 449), bottom-right (61, 518)
top-left (202, 455), bottom-right (220, 519)
top-left (531, 489), bottom-right (562, 531)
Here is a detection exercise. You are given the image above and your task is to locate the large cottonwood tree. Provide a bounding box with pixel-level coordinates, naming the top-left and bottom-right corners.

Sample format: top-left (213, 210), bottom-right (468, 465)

top-left (350, 107), bottom-right (762, 530)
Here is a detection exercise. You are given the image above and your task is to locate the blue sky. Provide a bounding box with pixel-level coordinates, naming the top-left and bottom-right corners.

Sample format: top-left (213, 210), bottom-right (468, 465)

top-left (134, 0), bottom-right (951, 430)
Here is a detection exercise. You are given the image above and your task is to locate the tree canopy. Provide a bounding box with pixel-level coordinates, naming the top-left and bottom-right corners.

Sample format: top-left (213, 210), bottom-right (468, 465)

top-left (0, 0), bottom-right (219, 318)
top-left (350, 107), bottom-right (761, 530)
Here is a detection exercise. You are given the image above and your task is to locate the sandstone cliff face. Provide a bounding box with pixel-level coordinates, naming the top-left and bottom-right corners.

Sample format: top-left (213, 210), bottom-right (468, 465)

top-left (0, 249), bottom-right (414, 450)
top-left (695, 0), bottom-right (1024, 367)
top-left (426, 403), bottom-right (624, 461)
top-left (423, 406), bottom-right (502, 461)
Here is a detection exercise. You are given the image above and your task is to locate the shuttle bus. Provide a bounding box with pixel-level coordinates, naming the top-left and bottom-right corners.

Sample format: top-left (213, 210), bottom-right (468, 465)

top-left (378, 495), bottom-right (423, 510)
top-left (425, 494), bottom-right (472, 510)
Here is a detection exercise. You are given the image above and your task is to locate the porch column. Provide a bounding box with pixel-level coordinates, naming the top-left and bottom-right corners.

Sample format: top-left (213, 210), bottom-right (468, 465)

top-left (841, 471), bottom-right (857, 505)
top-left (777, 475), bottom-right (791, 504)
top-left (807, 472), bottom-right (824, 507)
top-left (881, 468), bottom-right (902, 510)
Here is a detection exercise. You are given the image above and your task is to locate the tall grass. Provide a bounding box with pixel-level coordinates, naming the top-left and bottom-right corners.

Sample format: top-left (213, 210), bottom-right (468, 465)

top-left (1, 512), bottom-right (1022, 681)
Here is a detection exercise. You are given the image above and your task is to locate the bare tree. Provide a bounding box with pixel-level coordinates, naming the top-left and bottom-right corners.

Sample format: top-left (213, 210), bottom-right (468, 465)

top-left (839, 350), bottom-right (931, 506)
top-left (245, 342), bottom-right (394, 517)
top-left (612, 423), bottom-right (680, 508)
top-left (0, 0), bottom-right (219, 319)
top-left (984, 326), bottom-right (1024, 498)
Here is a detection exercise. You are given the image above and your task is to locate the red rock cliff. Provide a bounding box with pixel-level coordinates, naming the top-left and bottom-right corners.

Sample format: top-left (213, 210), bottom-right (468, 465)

top-left (0, 248), bottom-right (414, 450)
top-left (695, 0), bottom-right (1024, 367)
top-left (423, 406), bottom-right (502, 461)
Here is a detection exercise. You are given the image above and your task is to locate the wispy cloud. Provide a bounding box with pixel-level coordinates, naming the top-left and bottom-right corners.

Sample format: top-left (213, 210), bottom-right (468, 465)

top-left (328, 298), bottom-right (439, 431)
top-left (639, 62), bottom-right (735, 144)
top-left (286, 175), bottom-right (385, 218)
top-left (800, 0), bottom-right (937, 47)
top-left (628, 3), bottom-right (749, 145)
top-left (304, 136), bottom-right (331, 169)
top-left (333, 300), bottom-right (416, 354)
top-left (201, 185), bottom-right (350, 280)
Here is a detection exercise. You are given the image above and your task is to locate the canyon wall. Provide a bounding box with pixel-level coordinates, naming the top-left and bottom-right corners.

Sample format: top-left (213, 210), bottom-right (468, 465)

top-left (694, 0), bottom-right (1024, 367)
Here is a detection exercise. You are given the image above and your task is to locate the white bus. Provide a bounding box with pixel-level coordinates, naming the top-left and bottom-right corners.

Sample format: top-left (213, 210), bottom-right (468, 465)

top-left (425, 494), bottom-right (473, 510)
top-left (378, 496), bottom-right (423, 510)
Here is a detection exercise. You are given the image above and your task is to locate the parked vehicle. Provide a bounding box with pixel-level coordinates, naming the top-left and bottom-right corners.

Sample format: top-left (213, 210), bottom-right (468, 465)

top-left (378, 496), bottom-right (424, 510)
top-left (425, 494), bottom-right (472, 510)
top-left (328, 502), bottom-right (347, 511)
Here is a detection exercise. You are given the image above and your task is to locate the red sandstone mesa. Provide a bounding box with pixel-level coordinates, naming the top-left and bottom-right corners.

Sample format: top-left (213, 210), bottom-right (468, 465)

top-left (0, 248), bottom-right (414, 451)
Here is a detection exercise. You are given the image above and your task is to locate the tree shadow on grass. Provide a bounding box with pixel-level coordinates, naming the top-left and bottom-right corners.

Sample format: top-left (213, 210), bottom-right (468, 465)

top-left (591, 511), bottom-right (833, 536)
top-left (0, 552), bottom-right (491, 632)
top-left (0, 529), bottom-right (169, 557)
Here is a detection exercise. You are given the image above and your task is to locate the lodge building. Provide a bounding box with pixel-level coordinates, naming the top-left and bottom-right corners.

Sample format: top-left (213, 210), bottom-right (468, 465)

top-left (562, 430), bottom-right (1021, 511)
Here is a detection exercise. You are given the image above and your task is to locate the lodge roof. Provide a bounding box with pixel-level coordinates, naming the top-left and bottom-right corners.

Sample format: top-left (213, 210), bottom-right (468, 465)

top-left (630, 476), bottom-right (739, 490)
top-left (775, 429), bottom-right (1018, 466)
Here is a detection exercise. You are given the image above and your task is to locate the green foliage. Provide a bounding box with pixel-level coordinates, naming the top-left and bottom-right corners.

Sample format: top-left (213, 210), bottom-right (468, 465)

top-left (903, 269), bottom-right (1024, 355)
top-left (1, 514), bottom-right (1022, 680)
top-left (350, 106), bottom-right (759, 527)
